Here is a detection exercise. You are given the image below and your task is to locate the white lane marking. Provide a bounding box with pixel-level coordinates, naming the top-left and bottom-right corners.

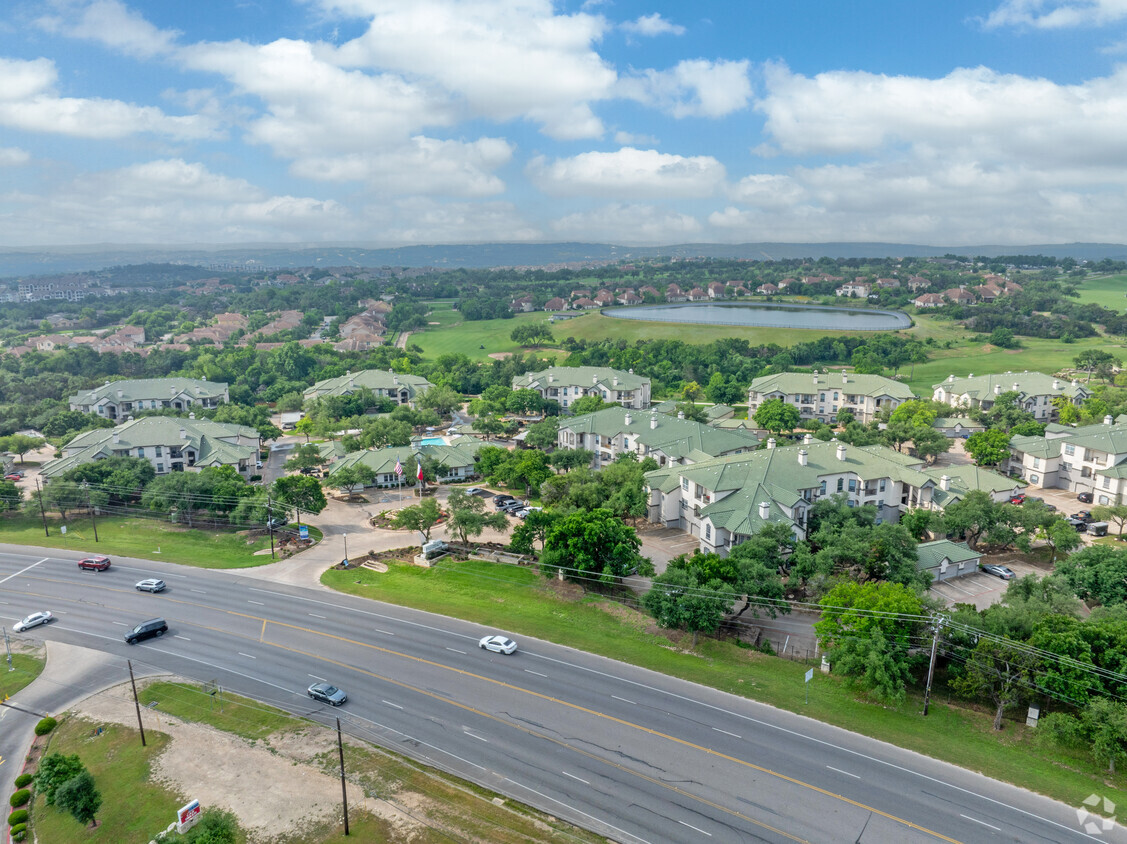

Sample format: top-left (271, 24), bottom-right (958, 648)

top-left (142, 646), bottom-right (297, 697)
top-left (308, 674), bottom-right (326, 682)
top-left (191, 589), bottom-right (207, 594)
top-left (344, 710), bottom-right (486, 772)
top-left (678, 820), bottom-right (711, 837)
top-left (826, 766), bottom-right (860, 779)
top-left (712, 727), bottom-right (741, 738)
top-left (611, 695), bottom-right (635, 705)
top-left (562, 771), bottom-right (590, 785)
top-left (112, 621), bottom-right (127, 626)
top-left (0, 557), bottom-right (48, 585)
top-left (237, 652), bottom-right (257, 659)
top-left (464, 730), bottom-right (488, 742)
top-left (382, 700), bottom-right (403, 710)
top-left (308, 613), bottom-right (326, 619)
top-left (247, 600), bottom-right (264, 605)
top-left (524, 669), bottom-right (547, 677)
top-left (116, 566), bottom-right (187, 578)
top-left (446, 648), bottom-right (466, 654)
top-left (501, 778), bottom-right (647, 844)
top-left (0, 601), bottom-right (7, 604)
top-left (245, 588), bottom-right (437, 637)
top-left (960, 814), bottom-right (1000, 831)
top-left (376, 629), bottom-right (394, 636)
top-left (174, 635), bottom-right (191, 641)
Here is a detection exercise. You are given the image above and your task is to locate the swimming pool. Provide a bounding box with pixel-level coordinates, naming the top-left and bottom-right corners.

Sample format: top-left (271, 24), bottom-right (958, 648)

top-left (418, 436), bottom-right (446, 446)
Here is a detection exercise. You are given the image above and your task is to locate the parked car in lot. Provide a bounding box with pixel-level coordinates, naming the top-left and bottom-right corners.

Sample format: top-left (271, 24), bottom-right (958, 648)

top-left (307, 682), bottom-right (347, 706)
top-left (1089, 522), bottom-right (1110, 537)
top-left (980, 563), bottom-right (1016, 580)
top-left (515, 506), bottom-right (543, 519)
top-left (1078, 491), bottom-right (1094, 503)
top-left (4, 472), bottom-right (23, 481)
top-left (1008, 493), bottom-right (1026, 505)
top-left (77, 555), bottom-right (111, 571)
top-left (13, 611), bottom-right (52, 632)
top-left (500, 500), bottom-right (526, 513)
top-left (465, 487), bottom-right (484, 496)
top-left (135, 578), bottom-right (166, 593)
top-left (479, 634), bottom-right (518, 654)
top-left (1066, 518), bottom-right (1089, 533)
top-left (1071, 511), bottom-right (1093, 522)
top-left (492, 494), bottom-right (515, 506)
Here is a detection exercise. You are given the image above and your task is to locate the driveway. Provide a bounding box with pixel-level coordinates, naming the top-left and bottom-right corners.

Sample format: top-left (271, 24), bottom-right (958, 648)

top-left (639, 527), bottom-right (699, 574)
top-left (928, 557), bottom-right (1045, 610)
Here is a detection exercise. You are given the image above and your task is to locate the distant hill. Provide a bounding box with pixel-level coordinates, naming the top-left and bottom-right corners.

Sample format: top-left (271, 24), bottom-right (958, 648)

top-left (1, 240), bottom-right (1125, 277)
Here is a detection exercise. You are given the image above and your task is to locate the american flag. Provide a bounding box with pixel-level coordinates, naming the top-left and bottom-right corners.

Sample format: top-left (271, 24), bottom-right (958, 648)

top-left (394, 458), bottom-right (403, 477)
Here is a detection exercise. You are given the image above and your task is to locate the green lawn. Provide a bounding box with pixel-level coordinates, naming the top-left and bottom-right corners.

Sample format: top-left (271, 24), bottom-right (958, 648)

top-left (0, 651), bottom-right (45, 698)
top-left (410, 310), bottom-right (567, 361)
top-left (138, 681), bottom-right (298, 741)
top-left (1074, 273), bottom-right (1127, 310)
top-left (0, 515), bottom-right (299, 568)
top-left (322, 560), bottom-right (1127, 813)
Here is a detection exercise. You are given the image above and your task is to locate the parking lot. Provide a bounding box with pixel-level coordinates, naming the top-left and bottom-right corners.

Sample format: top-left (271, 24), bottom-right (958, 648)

top-left (928, 556), bottom-right (1047, 610)
top-left (639, 527), bottom-right (700, 574)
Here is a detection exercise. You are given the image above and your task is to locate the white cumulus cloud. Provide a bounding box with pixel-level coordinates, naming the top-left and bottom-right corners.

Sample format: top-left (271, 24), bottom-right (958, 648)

top-left (528, 147), bottom-right (726, 198)
top-left (0, 147), bottom-right (30, 166)
top-left (983, 0), bottom-right (1127, 29)
top-left (621, 13), bottom-right (686, 37)
top-left (619, 59), bottom-right (752, 118)
top-left (34, 0), bottom-right (180, 58)
top-left (551, 203), bottom-right (702, 244)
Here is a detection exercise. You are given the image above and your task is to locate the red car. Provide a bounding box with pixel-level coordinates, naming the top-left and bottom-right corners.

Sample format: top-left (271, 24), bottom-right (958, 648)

top-left (77, 555), bottom-right (111, 571)
top-left (4, 473), bottom-right (22, 481)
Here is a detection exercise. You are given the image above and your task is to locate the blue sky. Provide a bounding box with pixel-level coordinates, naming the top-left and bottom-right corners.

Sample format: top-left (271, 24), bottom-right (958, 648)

top-left (1, 0), bottom-right (1126, 247)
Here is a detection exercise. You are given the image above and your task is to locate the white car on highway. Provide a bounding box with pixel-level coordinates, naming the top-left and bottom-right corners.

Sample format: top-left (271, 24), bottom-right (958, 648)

top-left (479, 634), bottom-right (518, 654)
top-left (13, 611), bottom-right (52, 632)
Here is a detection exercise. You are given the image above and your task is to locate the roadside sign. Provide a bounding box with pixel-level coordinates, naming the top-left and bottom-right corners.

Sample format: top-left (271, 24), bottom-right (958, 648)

top-left (60, 525), bottom-right (66, 535)
top-left (176, 799), bottom-right (201, 833)
top-left (805, 668), bottom-right (814, 683)
top-left (805, 668), bottom-right (814, 705)
top-left (298, 525), bottom-right (309, 540)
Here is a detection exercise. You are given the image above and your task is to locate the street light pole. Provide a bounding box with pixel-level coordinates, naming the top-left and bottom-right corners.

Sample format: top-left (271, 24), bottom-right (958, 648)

top-left (83, 481), bottom-right (98, 543)
top-left (342, 532), bottom-right (349, 566)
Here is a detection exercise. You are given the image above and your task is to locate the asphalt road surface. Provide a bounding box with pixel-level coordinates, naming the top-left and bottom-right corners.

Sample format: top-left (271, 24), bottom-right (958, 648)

top-left (0, 544), bottom-right (1119, 844)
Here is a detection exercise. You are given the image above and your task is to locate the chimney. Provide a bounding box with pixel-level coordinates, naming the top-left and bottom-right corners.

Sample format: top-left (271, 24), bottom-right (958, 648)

top-left (947, 374), bottom-right (955, 383)
top-left (1012, 383), bottom-right (1019, 393)
top-left (112, 432), bottom-right (119, 444)
top-left (813, 373), bottom-right (819, 384)
top-left (804, 433), bottom-right (813, 445)
top-left (993, 384), bottom-right (1002, 395)
top-left (1106, 415), bottom-right (1114, 425)
top-left (179, 427), bottom-right (187, 440)
top-left (842, 369), bottom-right (848, 384)
top-left (613, 376), bottom-right (619, 387)
top-left (628, 368), bottom-right (633, 374)
top-left (798, 448), bottom-right (808, 466)
top-left (593, 374), bottom-right (599, 384)
top-left (1072, 379), bottom-right (1080, 387)
top-left (393, 376), bottom-right (399, 385)
top-left (650, 414), bottom-right (658, 429)
top-left (548, 374), bottom-right (554, 383)
top-left (836, 443), bottom-right (847, 461)
top-left (678, 411), bottom-right (685, 420)
top-left (1053, 379), bottom-right (1061, 390)
top-left (116, 389), bottom-right (123, 398)
top-left (758, 501), bottom-right (771, 520)
top-left (767, 438), bottom-right (776, 449)
top-left (940, 475), bottom-right (950, 491)
top-left (624, 412), bottom-right (633, 426)
top-left (188, 412), bottom-right (195, 420)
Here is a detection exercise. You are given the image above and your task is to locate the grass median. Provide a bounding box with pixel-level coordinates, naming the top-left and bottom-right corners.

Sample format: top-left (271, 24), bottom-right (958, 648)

top-left (0, 650), bottom-right (46, 698)
top-left (0, 515), bottom-right (320, 568)
top-left (323, 558), bottom-right (1127, 813)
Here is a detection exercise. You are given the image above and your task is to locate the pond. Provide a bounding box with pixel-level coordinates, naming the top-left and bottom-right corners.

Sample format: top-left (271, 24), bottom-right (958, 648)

top-left (604, 302), bottom-right (911, 331)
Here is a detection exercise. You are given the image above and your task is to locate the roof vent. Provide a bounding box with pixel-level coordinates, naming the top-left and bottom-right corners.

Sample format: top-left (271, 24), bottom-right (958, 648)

top-left (593, 374), bottom-right (599, 384)
top-left (1106, 415), bottom-right (1114, 425)
top-left (677, 411), bottom-right (685, 420)
top-left (188, 412), bottom-right (195, 420)
top-left (548, 373), bottom-right (554, 383)
top-left (613, 376), bottom-right (619, 387)
top-left (628, 368), bottom-right (633, 374)
top-left (940, 475), bottom-right (950, 491)
top-left (179, 427), bottom-right (187, 440)
top-left (836, 443), bottom-right (847, 461)
top-left (1012, 383), bottom-right (1019, 393)
top-left (112, 432), bottom-right (119, 443)
top-left (994, 384), bottom-right (1002, 395)
top-left (117, 389), bottom-right (124, 398)
top-left (767, 438), bottom-right (776, 449)
top-left (758, 501), bottom-right (771, 520)
top-left (1053, 379), bottom-right (1061, 390)
top-left (650, 414), bottom-right (658, 429)
top-left (948, 374), bottom-right (955, 382)
top-left (1072, 378), bottom-right (1080, 387)
top-left (624, 412), bottom-right (633, 426)
top-left (804, 433), bottom-right (813, 445)
top-left (798, 449), bottom-right (808, 466)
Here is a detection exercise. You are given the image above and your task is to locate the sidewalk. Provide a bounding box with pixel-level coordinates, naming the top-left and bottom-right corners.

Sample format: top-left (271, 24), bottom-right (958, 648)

top-left (1, 642), bottom-right (161, 815)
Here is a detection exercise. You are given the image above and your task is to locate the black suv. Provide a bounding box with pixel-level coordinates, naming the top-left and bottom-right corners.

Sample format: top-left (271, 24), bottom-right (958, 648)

top-left (124, 617), bottom-right (168, 645)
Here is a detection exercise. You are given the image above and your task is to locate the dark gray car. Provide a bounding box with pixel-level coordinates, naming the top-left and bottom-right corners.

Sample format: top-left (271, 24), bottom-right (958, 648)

top-left (308, 682), bottom-right (347, 706)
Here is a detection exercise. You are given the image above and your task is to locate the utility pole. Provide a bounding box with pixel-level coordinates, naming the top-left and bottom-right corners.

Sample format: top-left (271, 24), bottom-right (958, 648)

top-left (128, 660), bottom-right (147, 747)
top-left (4, 627), bottom-right (12, 672)
top-left (34, 477), bottom-right (49, 537)
top-left (336, 717), bottom-right (350, 835)
top-left (922, 615), bottom-right (944, 717)
top-left (83, 481), bottom-right (98, 543)
top-left (267, 494), bottom-right (275, 559)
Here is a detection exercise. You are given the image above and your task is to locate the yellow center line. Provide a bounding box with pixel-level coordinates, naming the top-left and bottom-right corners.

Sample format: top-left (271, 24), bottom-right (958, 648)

top-left (5, 580), bottom-right (962, 843)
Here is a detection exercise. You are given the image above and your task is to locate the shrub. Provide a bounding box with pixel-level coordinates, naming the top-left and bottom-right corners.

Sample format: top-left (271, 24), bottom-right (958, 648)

top-left (10, 823), bottom-right (26, 835)
top-left (8, 790), bottom-right (29, 808)
top-left (13, 774), bottom-right (32, 788)
top-left (11, 828), bottom-right (26, 842)
top-left (34, 717), bottom-right (56, 736)
top-left (8, 808), bottom-right (28, 826)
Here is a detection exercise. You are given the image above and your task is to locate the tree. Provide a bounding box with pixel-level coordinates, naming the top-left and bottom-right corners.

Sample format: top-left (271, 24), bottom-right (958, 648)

top-left (55, 770), bottom-right (102, 827)
top-left (964, 429), bottom-right (1011, 466)
top-left (940, 489), bottom-right (1001, 549)
top-left (1083, 698), bottom-right (1127, 773)
top-left (675, 401), bottom-right (707, 423)
top-left (181, 809), bottom-right (239, 844)
top-left (392, 496), bottom-right (442, 540)
top-left (327, 464), bottom-right (375, 499)
top-left (910, 427), bottom-right (951, 464)
top-left (681, 381), bottom-right (704, 402)
top-left (988, 327), bottom-right (1019, 348)
top-left (270, 475), bottom-right (327, 525)
top-left (569, 395), bottom-right (612, 415)
top-left (524, 417), bottom-right (559, 450)
top-left (509, 508), bottom-right (558, 554)
top-left (0, 479), bottom-right (21, 511)
top-left (35, 753), bottom-right (86, 806)
top-left (506, 389), bottom-right (545, 416)
top-left (540, 508), bottom-right (643, 585)
top-left (643, 569), bottom-right (736, 647)
top-left (888, 399), bottom-right (937, 429)
top-left (510, 324), bottom-right (554, 346)
top-left (753, 398), bottom-right (800, 434)
top-left (1033, 516), bottom-right (1082, 564)
top-left (975, 391), bottom-right (1036, 432)
top-left (547, 448), bottom-right (594, 472)
top-left (953, 638), bottom-right (1039, 730)
top-left (446, 488), bottom-right (508, 544)
top-left (814, 581), bottom-right (925, 703)
top-left (41, 480), bottom-right (88, 521)
top-left (1075, 350), bottom-right (1122, 383)
top-left (1056, 545), bottom-right (1127, 606)
top-left (284, 443), bottom-right (327, 475)
top-left (1, 433), bottom-right (43, 463)
top-left (1091, 504), bottom-right (1127, 536)
top-left (416, 384), bottom-right (463, 416)
top-left (473, 415), bottom-right (507, 442)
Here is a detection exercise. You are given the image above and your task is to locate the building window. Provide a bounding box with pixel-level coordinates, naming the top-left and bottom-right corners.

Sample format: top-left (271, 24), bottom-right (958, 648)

top-left (156, 464), bottom-right (164, 473)
top-left (1104, 476), bottom-right (1113, 489)
top-left (681, 477), bottom-right (689, 491)
top-left (137, 447), bottom-right (145, 458)
top-left (1099, 495), bottom-right (1111, 505)
top-left (155, 446), bottom-right (162, 457)
top-left (1030, 474), bottom-right (1039, 484)
top-left (819, 481), bottom-right (826, 494)
top-left (879, 479), bottom-right (886, 492)
top-left (1032, 457), bottom-right (1040, 469)
top-left (836, 478), bottom-right (843, 492)
top-left (1064, 444), bottom-right (1075, 456)
top-left (705, 524), bottom-right (711, 541)
top-left (848, 479), bottom-right (857, 492)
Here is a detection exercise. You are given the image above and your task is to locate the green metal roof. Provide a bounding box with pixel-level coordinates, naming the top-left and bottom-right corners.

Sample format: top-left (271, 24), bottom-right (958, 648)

top-left (561, 406), bottom-right (758, 460)
top-left (304, 369), bottom-right (433, 400)
top-left (1009, 434), bottom-right (1059, 459)
top-left (70, 377), bottom-right (227, 407)
top-left (916, 540), bottom-right (979, 571)
top-left (932, 371), bottom-right (1087, 400)
top-left (328, 441), bottom-right (483, 477)
top-left (513, 366), bottom-right (649, 391)
top-left (749, 371), bottom-right (916, 400)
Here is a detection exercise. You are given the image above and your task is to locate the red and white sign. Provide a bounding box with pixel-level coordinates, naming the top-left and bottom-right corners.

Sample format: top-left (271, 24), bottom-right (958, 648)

top-left (176, 799), bottom-right (201, 832)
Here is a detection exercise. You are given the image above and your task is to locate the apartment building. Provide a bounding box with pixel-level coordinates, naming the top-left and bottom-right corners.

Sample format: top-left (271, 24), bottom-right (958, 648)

top-left (748, 371), bottom-right (916, 425)
top-left (69, 378), bottom-right (229, 420)
top-left (512, 366), bottom-right (651, 411)
top-left (933, 371), bottom-right (1088, 421)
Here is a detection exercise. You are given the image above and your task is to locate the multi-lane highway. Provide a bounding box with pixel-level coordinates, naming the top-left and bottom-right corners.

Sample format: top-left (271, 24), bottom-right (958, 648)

top-left (0, 544), bottom-right (1117, 843)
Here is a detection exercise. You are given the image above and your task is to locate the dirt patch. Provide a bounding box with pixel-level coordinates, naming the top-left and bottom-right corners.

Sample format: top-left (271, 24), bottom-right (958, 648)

top-left (488, 352), bottom-right (512, 360)
top-left (72, 681), bottom-right (423, 843)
